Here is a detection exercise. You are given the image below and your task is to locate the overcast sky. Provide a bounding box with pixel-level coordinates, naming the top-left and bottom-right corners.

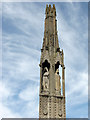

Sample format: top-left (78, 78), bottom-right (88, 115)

top-left (0, 2), bottom-right (88, 119)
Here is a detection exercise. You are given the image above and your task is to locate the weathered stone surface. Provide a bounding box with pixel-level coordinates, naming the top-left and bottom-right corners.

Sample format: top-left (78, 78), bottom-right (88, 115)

top-left (39, 4), bottom-right (66, 118)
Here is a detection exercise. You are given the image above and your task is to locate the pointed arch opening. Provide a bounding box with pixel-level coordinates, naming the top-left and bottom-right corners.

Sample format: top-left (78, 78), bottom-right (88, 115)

top-left (42, 60), bottom-right (50, 71)
top-left (55, 61), bottom-right (62, 95)
top-left (41, 60), bottom-right (50, 92)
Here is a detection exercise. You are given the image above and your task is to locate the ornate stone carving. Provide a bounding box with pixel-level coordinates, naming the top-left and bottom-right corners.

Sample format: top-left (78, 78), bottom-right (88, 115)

top-left (55, 68), bottom-right (61, 92)
top-left (43, 67), bottom-right (49, 92)
top-left (43, 97), bottom-right (48, 115)
top-left (58, 99), bottom-right (62, 117)
top-left (39, 4), bottom-right (66, 118)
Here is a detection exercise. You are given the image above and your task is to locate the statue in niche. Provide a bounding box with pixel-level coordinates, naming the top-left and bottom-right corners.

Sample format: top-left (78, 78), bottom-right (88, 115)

top-left (43, 67), bottom-right (49, 92)
top-left (55, 68), bottom-right (61, 92)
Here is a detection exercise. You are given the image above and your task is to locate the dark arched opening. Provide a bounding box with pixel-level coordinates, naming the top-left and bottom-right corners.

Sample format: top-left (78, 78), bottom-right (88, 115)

top-left (41, 60), bottom-right (50, 92)
top-left (55, 61), bottom-right (60, 72)
top-left (42, 60), bottom-right (50, 71)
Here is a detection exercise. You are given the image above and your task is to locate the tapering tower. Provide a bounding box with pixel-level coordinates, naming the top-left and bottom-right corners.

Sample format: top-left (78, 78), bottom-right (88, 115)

top-left (39, 4), bottom-right (66, 118)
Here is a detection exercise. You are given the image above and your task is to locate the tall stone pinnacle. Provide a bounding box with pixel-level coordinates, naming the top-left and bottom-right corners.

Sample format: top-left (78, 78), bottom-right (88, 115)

top-left (39, 4), bottom-right (66, 118)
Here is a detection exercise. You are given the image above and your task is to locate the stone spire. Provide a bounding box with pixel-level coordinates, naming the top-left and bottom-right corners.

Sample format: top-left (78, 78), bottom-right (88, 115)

top-left (42, 4), bottom-right (59, 53)
top-left (39, 4), bottom-right (66, 118)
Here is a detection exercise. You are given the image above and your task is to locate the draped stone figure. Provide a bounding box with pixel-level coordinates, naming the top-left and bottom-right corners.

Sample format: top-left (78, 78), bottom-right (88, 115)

top-left (55, 68), bottom-right (61, 93)
top-left (43, 67), bottom-right (49, 91)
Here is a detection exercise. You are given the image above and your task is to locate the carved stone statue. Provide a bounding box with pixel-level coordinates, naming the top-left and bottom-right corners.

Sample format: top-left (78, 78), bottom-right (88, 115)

top-left (43, 67), bottom-right (49, 91)
top-left (55, 69), bottom-right (61, 92)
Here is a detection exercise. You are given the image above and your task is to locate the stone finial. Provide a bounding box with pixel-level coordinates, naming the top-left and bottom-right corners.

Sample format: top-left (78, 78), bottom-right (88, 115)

top-left (49, 4), bottom-right (51, 11)
top-left (53, 4), bottom-right (56, 10)
top-left (46, 4), bottom-right (48, 8)
top-left (62, 49), bottom-right (63, 54)
top-left (45, 4), bottom-right (48, 13)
